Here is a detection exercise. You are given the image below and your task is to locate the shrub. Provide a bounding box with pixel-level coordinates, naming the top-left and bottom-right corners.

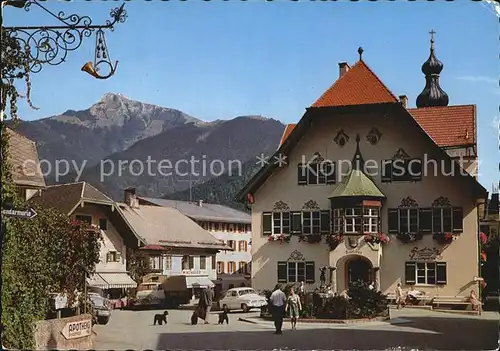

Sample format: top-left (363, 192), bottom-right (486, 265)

top-left (347, 280), bottom-right (388, 318)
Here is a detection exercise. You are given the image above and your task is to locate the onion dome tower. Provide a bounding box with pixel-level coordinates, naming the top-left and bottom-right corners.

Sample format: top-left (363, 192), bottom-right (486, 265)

top-left (416, 30), bottom-right (449, 108)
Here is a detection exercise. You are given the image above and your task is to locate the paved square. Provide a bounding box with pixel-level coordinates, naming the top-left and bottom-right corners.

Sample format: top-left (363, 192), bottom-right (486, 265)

top-left (93, 308), bottom-right (499, 350)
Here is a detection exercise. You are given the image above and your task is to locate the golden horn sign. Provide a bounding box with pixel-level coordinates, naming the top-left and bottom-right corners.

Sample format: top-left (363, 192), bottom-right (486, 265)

top-left (81, 61), bottom-right (118, 80)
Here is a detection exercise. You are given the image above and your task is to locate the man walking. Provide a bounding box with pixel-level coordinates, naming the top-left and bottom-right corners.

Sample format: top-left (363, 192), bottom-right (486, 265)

top-left (269, 284), bottom-right (286, 334)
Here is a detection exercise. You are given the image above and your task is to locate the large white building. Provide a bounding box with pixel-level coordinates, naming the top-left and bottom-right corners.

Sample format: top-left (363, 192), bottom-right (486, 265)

top-left (139, 197), bottom-right (252, 293)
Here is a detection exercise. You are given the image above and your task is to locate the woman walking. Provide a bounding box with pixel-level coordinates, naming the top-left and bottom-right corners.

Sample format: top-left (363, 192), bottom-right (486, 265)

top-left (286, 288), bottom-right (302, 330)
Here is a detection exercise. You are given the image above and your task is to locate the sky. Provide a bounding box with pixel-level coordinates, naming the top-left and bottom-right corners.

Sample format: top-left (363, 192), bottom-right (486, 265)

top-left (3, 0), bottom-right (499, 190)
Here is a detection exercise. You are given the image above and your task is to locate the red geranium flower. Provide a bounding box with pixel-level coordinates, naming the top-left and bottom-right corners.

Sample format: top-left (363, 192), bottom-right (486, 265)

top-left (479, 232), bottom-right (488, 244)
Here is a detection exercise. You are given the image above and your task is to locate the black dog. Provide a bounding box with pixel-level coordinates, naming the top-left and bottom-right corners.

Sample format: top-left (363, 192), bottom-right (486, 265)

top-left (218, 306), bottom-right (229, 325)
top-left (191, 311), bottom-right (198, 325)
top-left (153, 311), bottom-right (169, 325)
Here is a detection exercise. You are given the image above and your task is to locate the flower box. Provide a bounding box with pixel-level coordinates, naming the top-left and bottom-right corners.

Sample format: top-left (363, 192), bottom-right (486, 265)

top-left (432, 232), bottom-right (454, 244)
top-left (298, 234), bottom-right (322, 244)
top-left (325, 234), bottom-right (344, 251)
top-left (363, 233), bottom-right (390, 245)
top-left (267, 234), bottom-right (291, 244)
top-left (479, 232), bottom-right (488, 245)
top-left (395, 232), bottom-right (423, 244)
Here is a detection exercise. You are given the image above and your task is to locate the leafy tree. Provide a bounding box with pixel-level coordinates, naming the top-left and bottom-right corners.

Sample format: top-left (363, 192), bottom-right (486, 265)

top-left (1, 27), bottom-right (102, 348)
top-left (126, 247), bottom-right (152, 284)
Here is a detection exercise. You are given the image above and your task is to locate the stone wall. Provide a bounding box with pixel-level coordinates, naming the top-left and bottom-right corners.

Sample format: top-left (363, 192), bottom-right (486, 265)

top-left (34, 314), bottom-right (93, 350)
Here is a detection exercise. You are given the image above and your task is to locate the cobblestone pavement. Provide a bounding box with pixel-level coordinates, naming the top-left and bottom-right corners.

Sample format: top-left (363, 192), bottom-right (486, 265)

top-left (93, 308), bottom-right (499, 350)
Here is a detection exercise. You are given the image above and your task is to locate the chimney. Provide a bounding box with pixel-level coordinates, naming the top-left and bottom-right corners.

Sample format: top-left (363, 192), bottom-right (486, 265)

top-left (124, 187), bottom-right (139, 208)
top-left (339, 62), bottom-right (349, 78)
top-left (198, 199), bottom-right (203, 207)
top-left (399, 95), bottom-right (408, 108)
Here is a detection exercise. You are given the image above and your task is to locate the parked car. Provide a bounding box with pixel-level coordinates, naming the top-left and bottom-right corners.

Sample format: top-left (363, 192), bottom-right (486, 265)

top-left (89, 293), bottom-right (111, 325)
top-left (132, 282), bottom-right (165, 308)
top-left (217, 287), bottom-right (267, 312)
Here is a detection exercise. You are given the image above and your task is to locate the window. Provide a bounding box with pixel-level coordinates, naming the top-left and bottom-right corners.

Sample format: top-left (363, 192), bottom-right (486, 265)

top-left (165, 255), bottom-right (172, 270)
top-left (344, 208), bottom-right (362, 234)
top-left (200, 255), bottom-right (206, 269)
top-left (188, 256), bottom-right (195, 269)
top-left (381, 158), bottom-right (422, 183)
top-left (302, 211), bottom-right (321, 234)
top-left (217, 261), bottom-right (225, 274)
top-left (363, 208), bottom-right (379, 233)
top-left (388, 207), bottom-right (463, 234)
top-left (75, 215), bottom-right (92, 225)
top-left (333, 209), bottom-right (342, 233)
top-left (182, 256), bottom-right (189, 270)
top-left (239, 261), bottom-right (247, 273)
top-left (265, 211), bottom-right (330, 236)
top-left (227, 240), bottom-right (236, 250)
top-left (150, 255), bottom-right (163, 270)
top-left (106, 251), bottom-right (120, 263)
top-left (298, 162), bottom-right (336, 185)
top-left (227, 261), bottom-right (236, 274)
top-left (405, 261), bottom-right (447, 285)
top-left (238, 240), bottom-right (247, 252)
top-left (98, 218), bottom-right (108, 230)
top-left (277, 261), bottom-right (315, 283)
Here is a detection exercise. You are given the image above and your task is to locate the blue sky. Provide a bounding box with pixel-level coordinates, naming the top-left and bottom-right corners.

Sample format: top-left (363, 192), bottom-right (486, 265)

top-left (4, 0), bottom-right (499, 189)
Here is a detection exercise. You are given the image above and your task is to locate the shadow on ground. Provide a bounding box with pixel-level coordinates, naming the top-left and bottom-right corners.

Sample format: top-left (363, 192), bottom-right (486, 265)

top-left (156, 316), bottom-right (499, 350)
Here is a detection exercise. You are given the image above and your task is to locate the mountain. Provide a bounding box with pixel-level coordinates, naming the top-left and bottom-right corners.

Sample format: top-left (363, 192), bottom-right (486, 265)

top-left (10, 93), bottom-right (202, 167)
top-left (60, 116), bottom-right (283, 200)
top-left (12, 93), bottom-right (284, 205)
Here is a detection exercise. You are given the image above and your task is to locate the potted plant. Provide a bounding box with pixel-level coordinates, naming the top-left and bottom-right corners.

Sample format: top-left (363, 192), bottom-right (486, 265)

top-left (396, 232), bottom-right (423, 243)
top-left (325, 234), bottom-right (344, 251)
top-left (298, 234), bottom-right (322, 244)
top-left (267, 234), bottom-right (291, 244)
top-left (364, 233), bottom-right (390, 245)
top-left (432, 232), bottom-right (454, 244)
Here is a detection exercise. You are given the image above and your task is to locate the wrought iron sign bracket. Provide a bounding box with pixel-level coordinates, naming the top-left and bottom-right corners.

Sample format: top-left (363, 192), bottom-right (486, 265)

top-left (2, 0), bottom-right (127, 79)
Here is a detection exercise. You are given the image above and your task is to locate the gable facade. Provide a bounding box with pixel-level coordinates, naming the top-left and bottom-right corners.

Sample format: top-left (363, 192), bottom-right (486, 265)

top-left (243, 51), bottom-right (486, 298)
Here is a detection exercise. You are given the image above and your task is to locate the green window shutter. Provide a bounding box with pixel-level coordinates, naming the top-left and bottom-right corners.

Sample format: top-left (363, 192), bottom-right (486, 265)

top-left (262, 212), bottom-right (272, 235)
top-left (405, 262), bottom-right (416, 284)
top-left (388, 209), bottom-right (399, 233)
top-left (320, 210), bottom-right (331, 234)
top-left (452, 207), bottom-right (463, 233)
top-left (436, 262), bottom-right (447, 284)
top-left (291, 211), bottom-right (302, 234)
top-left (305, 261), bottom-right (315, 283)
top-left (419, 208), bottom-right (432, 233)
top-left (277, 262), bottom-right (287, 283)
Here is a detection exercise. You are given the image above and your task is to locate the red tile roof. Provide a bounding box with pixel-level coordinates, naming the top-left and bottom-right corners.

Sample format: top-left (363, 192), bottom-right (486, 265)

top-left (408, 105), bottom-right (476, 147)
top-left (279, 124), bottom-right (296, 146)
top-left (311, 60), bottom-right (398, 108)
top-left (279, 104), bottom-right (475, 148)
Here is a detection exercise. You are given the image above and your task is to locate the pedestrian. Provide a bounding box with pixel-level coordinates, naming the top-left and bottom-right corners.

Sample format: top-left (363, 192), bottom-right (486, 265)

top-left (395, 283), bottom-right (405, 309)
top-left (269, 284), bottom-right (286, 334)
top-left (198, 287), bottom-right (214, 324)
top-left (299, 281), bottom-right (305, 296)
top-left (286, 288), bottom-right (302, 330)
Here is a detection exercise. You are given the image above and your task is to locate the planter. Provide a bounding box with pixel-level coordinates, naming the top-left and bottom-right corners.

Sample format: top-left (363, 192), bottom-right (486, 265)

top-left (396, 232), bottom-right (423, 244)
top-left (325, 235), bottom-right (344, 251)
top-left (432, 232), bottom-right (454, 244)
top-left (364, 233), bottom-right (390, 245)
top-left (267, 234), bottom-right (291, 244)
top-left (298, 234), bottom-right (322, 244)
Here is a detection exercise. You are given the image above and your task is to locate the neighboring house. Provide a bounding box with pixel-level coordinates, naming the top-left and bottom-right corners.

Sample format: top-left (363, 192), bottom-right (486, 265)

top-left (138, 197), bottom-right (252, 292)
top-left (237, 39), bottom-right (487, 297)
top-left (6, 127), bottom-right (46, 200)
top-left (118, 188), bottom-right (230, 299)
top-left (29, 181), bottom-right (140, 298)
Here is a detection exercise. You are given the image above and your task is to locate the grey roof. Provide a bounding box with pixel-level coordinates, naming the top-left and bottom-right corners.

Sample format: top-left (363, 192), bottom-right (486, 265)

top-left (117, 203), bottom-right (229, 250)
top-left (138, 197), bottom-right (251, 224)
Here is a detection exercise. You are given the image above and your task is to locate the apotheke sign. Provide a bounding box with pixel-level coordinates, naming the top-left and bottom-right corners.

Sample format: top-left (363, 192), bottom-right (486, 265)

top-left (61, 319), bottom-right (92, 340)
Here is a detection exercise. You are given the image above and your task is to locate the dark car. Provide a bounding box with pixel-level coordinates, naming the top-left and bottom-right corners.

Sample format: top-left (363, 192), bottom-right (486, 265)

top-left (89, 293), bottom-right (112, 325)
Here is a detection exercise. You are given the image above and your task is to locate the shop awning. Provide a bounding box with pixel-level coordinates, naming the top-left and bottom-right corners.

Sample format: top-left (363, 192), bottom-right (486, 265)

top-left (87, 273), bottom-right (137, 289)
top-left (186, 276), bottom-right (215, 289)
top-left (87, 274), bottom-right (109, 288)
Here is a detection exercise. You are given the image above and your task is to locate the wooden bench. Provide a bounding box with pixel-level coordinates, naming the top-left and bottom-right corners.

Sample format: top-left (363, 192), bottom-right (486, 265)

top-left (432, 296), bottom-right (472, 309)
top-left (386, 292), bottom-right (432, 306)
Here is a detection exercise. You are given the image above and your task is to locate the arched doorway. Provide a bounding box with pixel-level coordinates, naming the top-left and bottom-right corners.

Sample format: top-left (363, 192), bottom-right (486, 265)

top-left (346, 256), bottom-right (372, 287)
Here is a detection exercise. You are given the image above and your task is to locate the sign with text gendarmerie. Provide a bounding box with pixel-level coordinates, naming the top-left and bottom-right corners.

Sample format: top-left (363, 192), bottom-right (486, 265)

top-left (1, 207), bottom-right (37, 220)
top-left (61, 319), bottom-right (92, 340)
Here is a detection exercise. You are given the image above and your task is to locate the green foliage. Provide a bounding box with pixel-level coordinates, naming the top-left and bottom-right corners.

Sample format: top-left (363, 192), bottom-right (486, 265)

top-left (126, 247), bottom-right (152, 283)
top-left (346, 280), bottom-right (389, 318)
top-left (2, 208), bottom-right (102, 348)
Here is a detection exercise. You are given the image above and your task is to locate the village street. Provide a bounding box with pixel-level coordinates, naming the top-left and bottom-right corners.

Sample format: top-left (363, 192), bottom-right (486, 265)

top-left (93, 308), bottom-right (499, 350)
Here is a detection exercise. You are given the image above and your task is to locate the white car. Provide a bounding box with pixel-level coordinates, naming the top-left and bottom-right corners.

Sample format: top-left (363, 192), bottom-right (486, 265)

top-left (218, 288), bottom-right (267, 312)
